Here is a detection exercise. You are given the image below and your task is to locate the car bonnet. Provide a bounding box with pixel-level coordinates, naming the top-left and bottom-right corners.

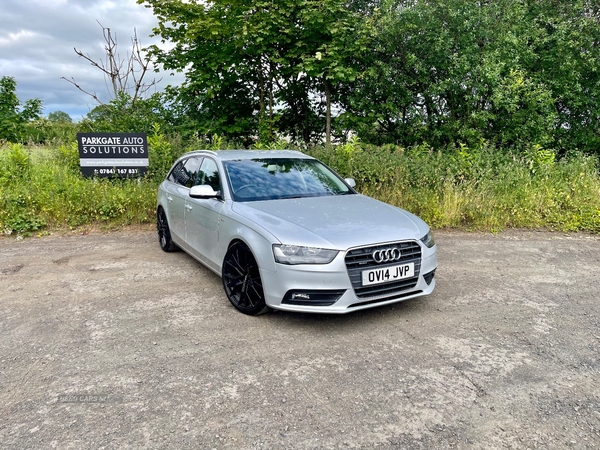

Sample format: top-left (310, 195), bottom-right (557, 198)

top-left (231, 194), bottom-right (426, 249)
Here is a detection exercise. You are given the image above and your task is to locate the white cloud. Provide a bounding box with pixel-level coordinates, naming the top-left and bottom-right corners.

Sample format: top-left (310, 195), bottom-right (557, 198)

top-left (0, 30), bottom-right (40, 47)
top-left (0, 0), bottom-right (183, 121)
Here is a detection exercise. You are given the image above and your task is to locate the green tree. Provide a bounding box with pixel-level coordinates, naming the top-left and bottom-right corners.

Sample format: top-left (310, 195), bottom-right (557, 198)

top-left (0, 76), bottom-right (43, 142)
top-left (295, 0), bottom-right (375, 146)
top-left (341, 0), bottom-right (600, 153)
top-left (139, 0), bottom-right (262, 139)
top-left (139, 0), bottom-right (373, 145)
top-left (524, 0), bottom-right (600, 154)
top-left (48, 111), bottom-right (73, 123)
top-left (80, 91), bottom-right (175, 133)
top-left (138, 0), bottom-right (600, 152)
top-left (0, 77), bottom-right (20, 141)
top-left (341, 0), bottom-right (525, 147)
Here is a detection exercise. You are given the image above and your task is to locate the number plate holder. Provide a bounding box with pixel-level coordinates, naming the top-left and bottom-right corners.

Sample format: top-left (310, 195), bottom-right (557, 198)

top-left (361, 263), bottom-right (415, 286)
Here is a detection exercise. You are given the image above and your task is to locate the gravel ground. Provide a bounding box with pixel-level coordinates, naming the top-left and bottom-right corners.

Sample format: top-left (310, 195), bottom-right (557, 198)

top-left (0, 229), bottom-right (599, 449)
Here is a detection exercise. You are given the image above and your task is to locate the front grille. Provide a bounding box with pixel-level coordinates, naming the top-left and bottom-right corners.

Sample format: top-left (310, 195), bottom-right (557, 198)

top-left (345, 241), bottom-right (422, 300)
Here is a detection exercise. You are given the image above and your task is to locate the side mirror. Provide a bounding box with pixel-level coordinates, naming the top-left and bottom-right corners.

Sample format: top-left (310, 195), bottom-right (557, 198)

top-left (189, 185), bottom-right (219, 199)
top-left (344, 178), bottom-right (356, 188)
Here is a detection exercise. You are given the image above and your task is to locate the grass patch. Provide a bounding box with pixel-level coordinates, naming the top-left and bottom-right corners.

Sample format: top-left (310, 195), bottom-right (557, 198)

top-left (0, 143), bottom-right (158, 236)
top-left (1, 140), bottom-right (600, 236)
top-left (309, 141), bottom-right (600, 233)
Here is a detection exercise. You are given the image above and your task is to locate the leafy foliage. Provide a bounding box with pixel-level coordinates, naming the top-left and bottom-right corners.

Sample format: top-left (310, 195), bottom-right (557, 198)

top-left (139, 0), bottom-right (374, 145)
top-left (147, 123), bottom-right (176, 180)
top-left (1, 141), bottom-right (599, 236)
top-left (339, 0), bottom-right (600, 154)
top-left (6, 0), bottom-right (600, 164)
top-left (310, 141), bottom-right (600, 232)
top-left (79, 91), bottom-right (175, 134)
top-left (0, 77), bottom-right (43, 143)
top-left (48, 111), bottom-right (73, 123)
top-left (19, 119), bottom-right (78, 145)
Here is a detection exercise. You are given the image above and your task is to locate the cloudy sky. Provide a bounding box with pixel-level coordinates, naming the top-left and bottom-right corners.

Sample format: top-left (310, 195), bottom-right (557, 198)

top-left (0, 0), bottom-right (182, 121)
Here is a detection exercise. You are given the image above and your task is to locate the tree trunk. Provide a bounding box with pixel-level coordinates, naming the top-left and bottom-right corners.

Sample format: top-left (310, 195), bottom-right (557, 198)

top-left (325, 79), bottom-right (332, 148)
top-left (258, 58), bottom-right (265, 119)
top-left (269, 61), bottom-right (274, 138)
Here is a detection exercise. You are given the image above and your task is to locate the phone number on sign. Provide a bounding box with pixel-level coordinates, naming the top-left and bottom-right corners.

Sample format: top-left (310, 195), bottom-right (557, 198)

top-left (96, 168), bottom-right (140, 175)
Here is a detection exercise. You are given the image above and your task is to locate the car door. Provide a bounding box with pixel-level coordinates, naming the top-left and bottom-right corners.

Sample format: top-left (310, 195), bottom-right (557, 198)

top-left (166, 157), bottom-right (202, 241)
top-left (184, 157), bottom-right (224, 271)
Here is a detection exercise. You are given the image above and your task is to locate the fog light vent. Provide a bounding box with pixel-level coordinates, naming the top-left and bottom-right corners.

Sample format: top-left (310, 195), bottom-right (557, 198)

top-left (423, 269), bottom-right (436, 286)
top-left (282, 290), bottom-right (346, 306)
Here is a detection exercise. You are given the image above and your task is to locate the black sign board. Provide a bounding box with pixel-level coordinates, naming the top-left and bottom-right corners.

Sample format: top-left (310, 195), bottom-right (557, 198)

top-left (77, 133), bottom-right (148, 178)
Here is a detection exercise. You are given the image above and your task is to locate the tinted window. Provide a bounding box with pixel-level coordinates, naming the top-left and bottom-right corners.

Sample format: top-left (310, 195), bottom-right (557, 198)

top-left (198, 158), bottom-right (221, 192)
top-left (168, 157), bottom-right (202, 188)
top-left (223, 158), bottom-right (354, 202)
top-left (167, 161), bottom-right (184, 184)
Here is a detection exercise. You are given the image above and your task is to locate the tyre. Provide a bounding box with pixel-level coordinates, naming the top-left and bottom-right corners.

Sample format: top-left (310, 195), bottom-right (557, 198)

top-left (157, 207), bottom-right (178, 252)
top-left (222, 242), bottom-right (269, 315)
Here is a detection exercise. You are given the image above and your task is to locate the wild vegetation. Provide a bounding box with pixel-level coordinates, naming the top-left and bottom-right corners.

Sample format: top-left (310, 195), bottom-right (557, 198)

top-left (1, 137), bottom-right (599, 237)
top-left (1, 0), bottom-right (600, 236)
top-left (313, 142), bottom-right (600, 233)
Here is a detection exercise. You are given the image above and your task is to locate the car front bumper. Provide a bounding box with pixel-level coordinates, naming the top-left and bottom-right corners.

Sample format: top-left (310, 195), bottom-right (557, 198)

top-left (260, 244), bottom-right (437, 314)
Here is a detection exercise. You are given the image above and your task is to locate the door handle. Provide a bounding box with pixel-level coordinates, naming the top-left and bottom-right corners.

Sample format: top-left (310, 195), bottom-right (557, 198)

top-left (166, 195), bottom-right (173, 202)
top-left (185, 204), bottom-right (193, 211)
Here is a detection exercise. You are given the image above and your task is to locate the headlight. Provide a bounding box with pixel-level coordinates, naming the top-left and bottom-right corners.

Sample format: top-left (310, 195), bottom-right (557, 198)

top-left (273, 244), bottom-right (338, 265)
top-left (420, 230), bottom-right (435, 248)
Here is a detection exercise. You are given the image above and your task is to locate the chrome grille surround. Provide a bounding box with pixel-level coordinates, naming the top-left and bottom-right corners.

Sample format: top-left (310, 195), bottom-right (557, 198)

top-left (344, 241), bottom-right (422, 300)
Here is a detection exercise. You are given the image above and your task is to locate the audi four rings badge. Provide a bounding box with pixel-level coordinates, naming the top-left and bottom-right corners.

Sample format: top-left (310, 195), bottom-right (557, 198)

top-left (372, 248), bottom-right (402, 263)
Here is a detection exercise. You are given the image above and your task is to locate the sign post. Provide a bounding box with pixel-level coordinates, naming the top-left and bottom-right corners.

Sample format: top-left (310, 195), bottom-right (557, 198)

top-left (77, 133), bottom-right (149, 178)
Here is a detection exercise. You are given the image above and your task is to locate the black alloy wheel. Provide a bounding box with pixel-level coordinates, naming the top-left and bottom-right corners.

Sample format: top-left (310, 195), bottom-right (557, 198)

top-left (222, 242), bottom-right (268, 315)
top-left (157, 207), bottom-right (178, 252)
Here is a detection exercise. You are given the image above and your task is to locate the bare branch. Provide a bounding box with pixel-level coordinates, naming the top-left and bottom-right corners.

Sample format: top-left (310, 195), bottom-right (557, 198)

top-left (63, 21), bottom-right (161, 105)
top-left (60, 76), bottom-right (105, 105)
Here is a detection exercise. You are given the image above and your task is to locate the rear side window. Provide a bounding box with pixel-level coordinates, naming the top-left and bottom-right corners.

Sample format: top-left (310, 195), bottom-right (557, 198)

top-left (168, 157), bottom-right (203, 188)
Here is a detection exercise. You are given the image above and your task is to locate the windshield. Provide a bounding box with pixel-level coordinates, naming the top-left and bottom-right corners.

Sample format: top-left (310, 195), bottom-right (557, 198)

top-left (223, 158), bottom-right (355, 202)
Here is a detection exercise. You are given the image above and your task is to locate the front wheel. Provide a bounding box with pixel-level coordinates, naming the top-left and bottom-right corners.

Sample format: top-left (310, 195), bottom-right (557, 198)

top-left (157, 207), bottom-right (178, 252)
top-left (222, 242), bottom-right (269, 315)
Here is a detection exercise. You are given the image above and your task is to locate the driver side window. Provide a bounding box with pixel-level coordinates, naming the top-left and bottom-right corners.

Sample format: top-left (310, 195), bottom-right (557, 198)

top-left (198, 158), bottom-right (221, 192)
top-left (181, 157), bottom-right (202, 188)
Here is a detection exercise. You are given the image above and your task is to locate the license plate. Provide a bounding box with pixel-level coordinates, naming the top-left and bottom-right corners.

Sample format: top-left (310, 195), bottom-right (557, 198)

top-left (362, 263), bottom-right (415, 286)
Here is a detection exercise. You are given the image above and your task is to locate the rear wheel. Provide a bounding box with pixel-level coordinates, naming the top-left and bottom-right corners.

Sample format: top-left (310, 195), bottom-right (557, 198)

top-left (222, 242), bottom-right (269, 315)
top-left (157, 207), bottom-right (178, 252)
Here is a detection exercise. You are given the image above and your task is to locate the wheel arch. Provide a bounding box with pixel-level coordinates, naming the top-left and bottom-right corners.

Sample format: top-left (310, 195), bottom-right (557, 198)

top-left (221, 230), bottom-right (278, 274)
top-left (156, 203), bottom-right (179, 252)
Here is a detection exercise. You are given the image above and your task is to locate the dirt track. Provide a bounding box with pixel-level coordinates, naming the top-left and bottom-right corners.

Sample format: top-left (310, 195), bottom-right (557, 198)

top-left (0, 229), bottom-right (599, 449)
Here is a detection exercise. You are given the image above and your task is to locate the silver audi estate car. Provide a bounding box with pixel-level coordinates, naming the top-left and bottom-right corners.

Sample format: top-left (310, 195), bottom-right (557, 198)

top-left (157, 150), bottom-right (437, 315)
